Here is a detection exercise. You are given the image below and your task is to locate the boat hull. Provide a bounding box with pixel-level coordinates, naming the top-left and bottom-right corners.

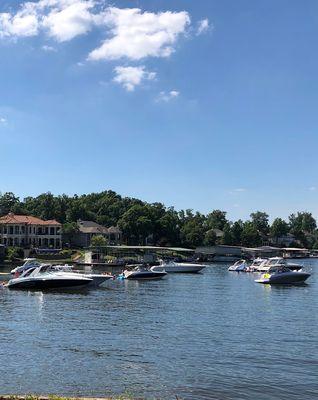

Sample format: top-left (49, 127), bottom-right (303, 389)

top-left (152, 264), bottom-right (205, 273)
top-left (256, 272), bottom-right (310, 285)
top-left (85, 274), bottom-right (113, 287)
top-left (7, 278), bottom-right (92, 290)
top-left (125, 272), bottom-right (166, 280)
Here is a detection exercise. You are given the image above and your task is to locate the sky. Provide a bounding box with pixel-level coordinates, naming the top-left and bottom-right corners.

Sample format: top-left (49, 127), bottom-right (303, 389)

top-left (1, 0), bottom-right (318, 222)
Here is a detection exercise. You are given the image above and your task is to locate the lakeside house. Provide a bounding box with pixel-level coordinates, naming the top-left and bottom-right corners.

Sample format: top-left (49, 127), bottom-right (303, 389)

top-left (70, 220), bottom-right (122, 248)
top-left (0, 213), bottom-right (62, 248)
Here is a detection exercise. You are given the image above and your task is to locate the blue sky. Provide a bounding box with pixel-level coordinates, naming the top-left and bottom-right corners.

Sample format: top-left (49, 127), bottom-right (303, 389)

top-left (1, 0), bottom-right (318, 222)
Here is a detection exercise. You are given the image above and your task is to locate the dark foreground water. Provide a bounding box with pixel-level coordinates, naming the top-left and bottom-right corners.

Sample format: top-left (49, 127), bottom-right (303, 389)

top-left (0, 260), bottom-right (317, 400)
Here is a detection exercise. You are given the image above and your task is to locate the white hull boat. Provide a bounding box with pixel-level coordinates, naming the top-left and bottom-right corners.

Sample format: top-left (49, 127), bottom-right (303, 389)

top-left (151, 260), bottom-right (206, 273)
top-left (7, 265), bottom-right (93, 290)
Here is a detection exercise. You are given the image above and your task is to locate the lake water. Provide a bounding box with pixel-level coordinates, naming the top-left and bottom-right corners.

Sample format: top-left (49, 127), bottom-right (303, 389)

top-left (0, 260), bottom-right (317, 399)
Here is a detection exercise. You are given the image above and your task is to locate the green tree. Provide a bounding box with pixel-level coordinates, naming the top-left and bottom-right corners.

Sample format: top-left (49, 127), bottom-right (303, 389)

top-left (180, 219), bottom-right (205, 247)
top-left (206, 210), bottom-right (227, 230)
top-left (62, 222), bottom-right (79, 245)
top-left (0, 192), bottom-right (20, 216)
top-left (118, 204), bottom-right (154, 245)
top-left (289, 212), bottom-right (317, 247)
top-left (231, 220), bottom-right (243, 245)
top-left (250, 211), bottom-right (270, 236)
top-left (241, 221), bottom-right (262, 247)
top-left (221, 223), bottom-right (233, 245)
top-left (91, 235), bottom-right (108, 247)
top-left (270, 218), bottom-right (289, 244)
top-left (157, 207), bottom-right (180, 246)
top-left (203, 229), bottom-right (217, 246)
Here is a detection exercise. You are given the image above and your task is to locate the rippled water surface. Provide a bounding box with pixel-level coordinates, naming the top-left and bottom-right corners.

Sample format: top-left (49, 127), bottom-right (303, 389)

top-left (0, 260), bottom-right (317, 399)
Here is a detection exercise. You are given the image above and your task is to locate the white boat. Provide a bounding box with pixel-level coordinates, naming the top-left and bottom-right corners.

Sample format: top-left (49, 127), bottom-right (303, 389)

top-left (123, 265), bottom-right (167, 280)
top-left (257, 257), bottom-right (303, 272)
top-left (255, 265), bottom-right (310, 285)
top-left (151, 260), bottom-right (206, 273)
top-left (7, 264), bottom-right (93, 290)
top-left (228, 259), bottom-right (248, 271)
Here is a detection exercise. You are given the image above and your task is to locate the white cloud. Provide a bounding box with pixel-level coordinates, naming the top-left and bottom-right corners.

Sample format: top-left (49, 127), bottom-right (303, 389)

top-left (229, 188), bottom-right (247, 195)
top-left (0, 8), bottom-right (39, 38)
top-left (0, 0), bottom-right (97, 41)
top-left (196, 18), bottom-right (210, 35)
top-left (42, 0), bottom-right (97, 42)
top-left (309, 186), bottom-right (316, 191)
top-left (1, 3), bottom-right (191, 56)
top-left (0, 2), bottom-right (209, 92)
top-left (42, 44), bottom-right (56, 51)
top-left (88, 7), bottom-right (190, 61)
top-left (156, 90), bottom-right (179, 102)
top-left (0, 117), bottom-right (7, 124)
top-left (113, 65), bottom-right (156, 91)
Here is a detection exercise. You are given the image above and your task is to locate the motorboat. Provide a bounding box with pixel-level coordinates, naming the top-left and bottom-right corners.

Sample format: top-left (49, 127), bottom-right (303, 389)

top-left (7, 264), bottom-right (93, 290)
top-left (228, 259), bottom-right (248, 271)
top-left (257, 257), bottom-right (303, 272)
top-left (11, 258), bottom-right (42, 275)
top-left (123, 265), bottom-right (167, 280)
top-left (246, 258), bottom-right (268, 272)
top-left (255, 265), bottom-right (310, 285)
top-left (151, 259), bottom-right (206, 273)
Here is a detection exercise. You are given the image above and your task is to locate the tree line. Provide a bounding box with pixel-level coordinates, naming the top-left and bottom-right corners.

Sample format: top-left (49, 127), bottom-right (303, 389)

top-left (0, 191), bottom-right (317, 249)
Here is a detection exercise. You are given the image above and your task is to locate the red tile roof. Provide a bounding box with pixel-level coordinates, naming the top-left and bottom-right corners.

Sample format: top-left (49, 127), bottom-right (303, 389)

top-left (0, 213), bottom-right (61, 226)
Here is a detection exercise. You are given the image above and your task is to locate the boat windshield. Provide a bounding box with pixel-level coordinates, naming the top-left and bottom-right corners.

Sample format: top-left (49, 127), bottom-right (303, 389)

top-left (20, 267), bottom-right (37, 277)
top-left (268, 258), bottom-right (283, 266)
top-left (37, 265), bottom-right (51, 274)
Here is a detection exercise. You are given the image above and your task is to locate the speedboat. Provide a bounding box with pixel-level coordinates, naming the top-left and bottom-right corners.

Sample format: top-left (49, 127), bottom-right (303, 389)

top-left (11, 258), bottom-right (42, 275)
top-left (246, 258), bottom-right (268, 272)
top-left (151, 259), bottom-right (206, 273)
top-left (255, 265), bottom-right (310, 285)
top-left (123, 265), bottom-right (167, 280)
top-left (7, 264), bottom-right (93, 290)
top-left (228, 259), bottom-right (248, 271)
top-left (257, 257), bottom-right (303, 272)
